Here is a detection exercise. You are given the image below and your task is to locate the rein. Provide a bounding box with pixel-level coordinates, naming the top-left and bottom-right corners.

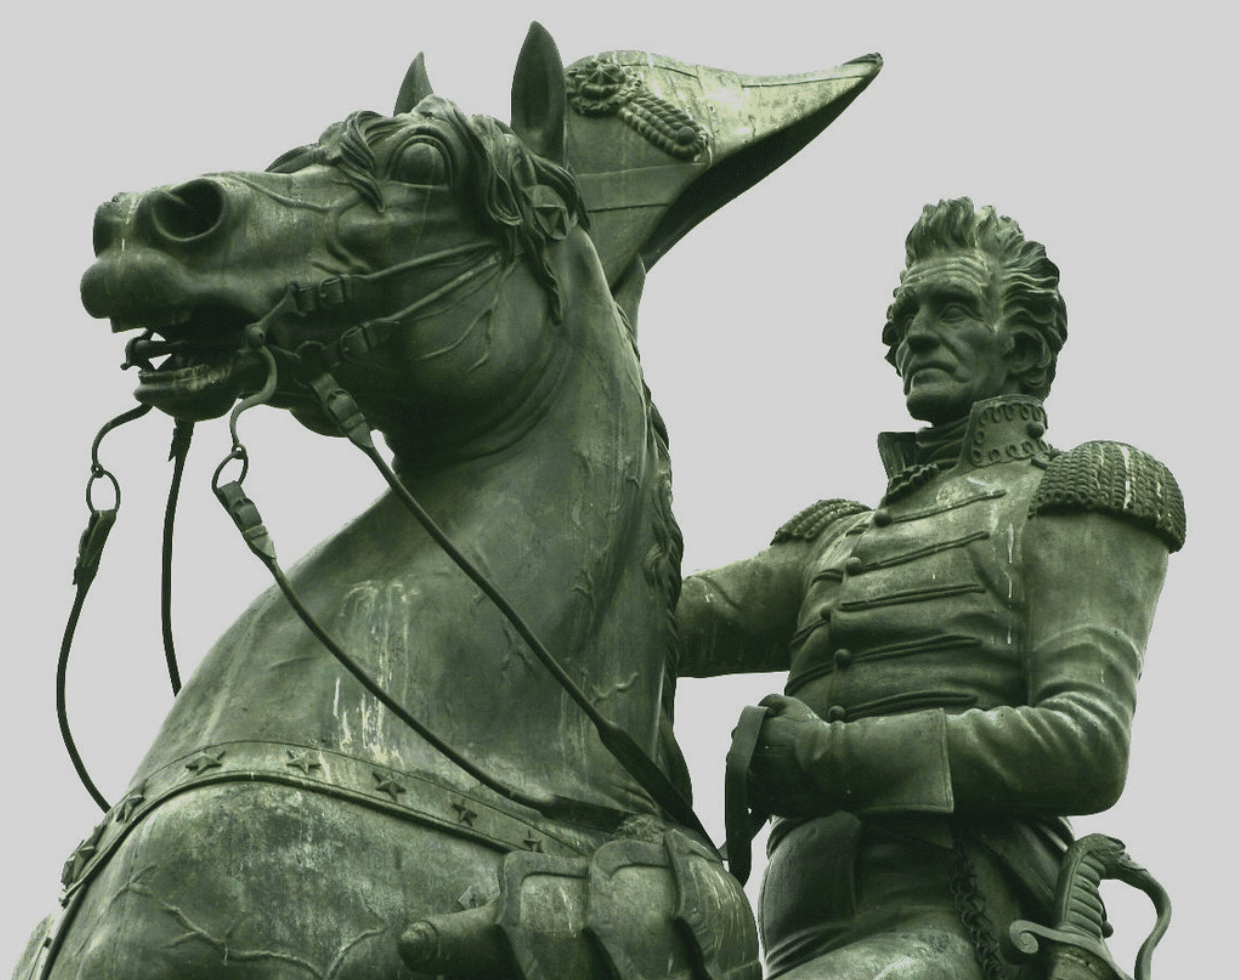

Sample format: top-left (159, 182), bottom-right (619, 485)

top-left (60, 242), bottom-right (714, 848)
top-left (57, 403), bottom-right (190, 812)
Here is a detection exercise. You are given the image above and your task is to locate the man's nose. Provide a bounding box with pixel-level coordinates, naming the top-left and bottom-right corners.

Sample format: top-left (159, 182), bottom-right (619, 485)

top-left (903, 310), bottom-right (939, 352)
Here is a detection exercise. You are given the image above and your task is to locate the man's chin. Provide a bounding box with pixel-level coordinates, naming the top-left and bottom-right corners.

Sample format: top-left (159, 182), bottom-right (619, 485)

top-left (905, 388), bottom-right (971, 426)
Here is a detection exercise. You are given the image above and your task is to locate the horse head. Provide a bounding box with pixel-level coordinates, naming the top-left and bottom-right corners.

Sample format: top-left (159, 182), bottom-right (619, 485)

top-left (81, 26), bottom-right (590, 468)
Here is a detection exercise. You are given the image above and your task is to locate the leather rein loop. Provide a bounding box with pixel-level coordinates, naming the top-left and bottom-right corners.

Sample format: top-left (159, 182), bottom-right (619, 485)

top-left (58, 404), bottom-right (153, 812)
top-left (724, 704), bottom-right (771, 885)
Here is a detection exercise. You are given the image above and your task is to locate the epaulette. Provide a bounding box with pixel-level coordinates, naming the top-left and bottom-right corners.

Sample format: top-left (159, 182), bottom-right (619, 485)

top-left (772, 499), bottom-right (871, 544)
top-left (1030, 441), bottom-right (1186, 552)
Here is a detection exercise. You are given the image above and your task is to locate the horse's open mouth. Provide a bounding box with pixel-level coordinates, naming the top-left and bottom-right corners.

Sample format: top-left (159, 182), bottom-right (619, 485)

top-left (122, 306), bottom-right (269, 420)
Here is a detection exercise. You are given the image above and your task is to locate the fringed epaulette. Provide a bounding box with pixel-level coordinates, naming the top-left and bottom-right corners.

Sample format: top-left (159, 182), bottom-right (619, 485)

top-left (772, 499), bottom-right (871, 544)
top-left (1030, 441), bottom-right (1186, 552)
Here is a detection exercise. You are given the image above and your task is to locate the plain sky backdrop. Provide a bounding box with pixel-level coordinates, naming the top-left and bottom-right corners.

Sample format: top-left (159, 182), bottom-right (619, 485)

top-left (3, 3), bottom-right (1232, 975)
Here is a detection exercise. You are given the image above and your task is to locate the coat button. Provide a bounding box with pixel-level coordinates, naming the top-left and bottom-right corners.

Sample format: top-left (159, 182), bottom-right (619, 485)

top-left (826, 705), bottom-right (847, 722)
top-left (833, 648), bottom-right (853, 669)
top-left (872, 508), bottom-right (892, 527)
top-left (845, 556), bottom-right (864, 575)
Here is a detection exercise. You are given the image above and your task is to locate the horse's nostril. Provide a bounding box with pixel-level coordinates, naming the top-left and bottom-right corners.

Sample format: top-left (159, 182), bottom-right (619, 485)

top-left (150, 179), bottom-right (227, 243)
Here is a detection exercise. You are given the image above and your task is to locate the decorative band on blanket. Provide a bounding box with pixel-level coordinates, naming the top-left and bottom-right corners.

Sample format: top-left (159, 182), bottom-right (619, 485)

top-left (58, 739), bottom-right (594, 905)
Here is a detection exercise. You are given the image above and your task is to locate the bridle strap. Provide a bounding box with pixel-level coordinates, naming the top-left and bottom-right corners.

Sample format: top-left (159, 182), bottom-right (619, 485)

top-left (303, 251), bottom-right (503, 372)
top-left (247, 240), bottom-right (500, 352)
top-left (288, 240), bottom-right (498, 317)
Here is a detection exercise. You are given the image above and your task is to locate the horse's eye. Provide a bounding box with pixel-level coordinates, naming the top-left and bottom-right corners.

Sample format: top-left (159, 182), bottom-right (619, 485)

top-left (390, 140), bottom-right (449, 185)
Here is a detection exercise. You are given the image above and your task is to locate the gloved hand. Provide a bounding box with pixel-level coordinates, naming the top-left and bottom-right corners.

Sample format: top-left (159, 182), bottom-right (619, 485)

top-left (749, 693), bottom-right (832, 818)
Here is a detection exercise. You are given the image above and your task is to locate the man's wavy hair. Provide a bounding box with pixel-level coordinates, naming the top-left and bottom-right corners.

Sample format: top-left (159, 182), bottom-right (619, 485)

top-left (882, 198), bottom-right (1067, 400)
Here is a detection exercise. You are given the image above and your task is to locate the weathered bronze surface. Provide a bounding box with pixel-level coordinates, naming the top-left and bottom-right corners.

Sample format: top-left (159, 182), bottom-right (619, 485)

top-left (12, 24), bottom-right (882, 980)
top-left (9, 11), bottom-right (1229, 977)
top-left (678, 198), bottom-right (1184, 979)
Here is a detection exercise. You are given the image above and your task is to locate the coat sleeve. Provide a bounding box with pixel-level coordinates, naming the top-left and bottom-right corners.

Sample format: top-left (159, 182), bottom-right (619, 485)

top-left (676, 542), bottom-right (810, 678)
top-left (789, 510), bottom-right (1170, 817)
top-left (677, 499), bottom-right (869, 678)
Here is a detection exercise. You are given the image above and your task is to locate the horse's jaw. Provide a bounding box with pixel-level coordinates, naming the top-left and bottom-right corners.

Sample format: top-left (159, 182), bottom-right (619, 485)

top-left (133, 345), bottom-right (271, 421)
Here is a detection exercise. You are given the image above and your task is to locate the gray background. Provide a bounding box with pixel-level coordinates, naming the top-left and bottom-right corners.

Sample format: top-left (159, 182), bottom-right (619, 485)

top-left (3, 3), bottom-right (1231, 975)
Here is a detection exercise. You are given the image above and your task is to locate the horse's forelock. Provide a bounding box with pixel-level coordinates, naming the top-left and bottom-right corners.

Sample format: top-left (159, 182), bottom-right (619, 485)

top-left (305, 111), bottom-right (403, 211)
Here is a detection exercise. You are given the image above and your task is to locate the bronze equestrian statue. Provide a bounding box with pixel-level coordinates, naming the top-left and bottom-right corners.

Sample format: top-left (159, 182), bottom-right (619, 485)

top-left (13, 24), bottom-right (882, 980)
top-left (679, 198), bottom-right (1182, 980)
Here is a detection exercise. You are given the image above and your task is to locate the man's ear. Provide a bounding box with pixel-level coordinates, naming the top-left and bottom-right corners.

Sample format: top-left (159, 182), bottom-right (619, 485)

top-left (1005, 328), bottom-right (1048, 388)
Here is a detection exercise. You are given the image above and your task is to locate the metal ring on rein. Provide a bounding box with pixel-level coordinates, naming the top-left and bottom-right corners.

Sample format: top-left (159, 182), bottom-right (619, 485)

top-left (85, 467), bottom-right (122, 515)
top-left (84, 403), bottom-right (152, 514)
top-left (210, 446), bottom-right (250, 497)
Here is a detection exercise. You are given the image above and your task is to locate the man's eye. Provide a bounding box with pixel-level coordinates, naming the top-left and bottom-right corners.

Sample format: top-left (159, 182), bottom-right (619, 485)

top-left (941, 303), bottom-right (969, 321)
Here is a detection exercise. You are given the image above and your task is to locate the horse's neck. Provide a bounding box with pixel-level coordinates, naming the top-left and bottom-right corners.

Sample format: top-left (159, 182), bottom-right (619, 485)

top-left (309, 270), bottom-right (673, 800)
top-left (136, 244), bottom-right (678, 815)
top-left (379, 271), bottom-right (664, 668)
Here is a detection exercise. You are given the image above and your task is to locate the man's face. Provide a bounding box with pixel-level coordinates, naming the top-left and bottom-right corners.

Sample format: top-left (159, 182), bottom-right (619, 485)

top-left (887, 248), bottom-right (1021, 424)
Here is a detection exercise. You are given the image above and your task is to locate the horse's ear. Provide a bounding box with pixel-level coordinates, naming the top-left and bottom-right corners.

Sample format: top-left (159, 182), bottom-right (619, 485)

top-left (394, 53), bottom-right (434, 114)
top-left (510, 22), bottom-right (567, 165)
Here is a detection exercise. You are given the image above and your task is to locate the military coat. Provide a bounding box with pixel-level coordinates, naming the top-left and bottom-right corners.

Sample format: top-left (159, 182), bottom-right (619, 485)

top-left (677, 395), bottom-right (1184, 915)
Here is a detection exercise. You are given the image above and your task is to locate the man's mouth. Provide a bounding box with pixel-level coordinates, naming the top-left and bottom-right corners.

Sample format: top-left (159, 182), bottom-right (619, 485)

top-left (904, 363), bottom-right (954, 391)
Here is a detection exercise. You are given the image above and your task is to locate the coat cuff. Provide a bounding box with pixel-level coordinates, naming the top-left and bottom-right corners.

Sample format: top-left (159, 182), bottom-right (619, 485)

top-left (798, 709), bottom-right (954, 815)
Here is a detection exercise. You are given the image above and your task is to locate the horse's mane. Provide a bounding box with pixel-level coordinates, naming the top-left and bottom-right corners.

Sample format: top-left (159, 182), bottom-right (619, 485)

top-left (645, 394), bottom-right (691, 795)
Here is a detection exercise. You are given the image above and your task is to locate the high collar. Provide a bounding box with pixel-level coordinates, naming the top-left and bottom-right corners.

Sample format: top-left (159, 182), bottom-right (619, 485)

top-left (877, 395), bottom-right (1050, 480)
